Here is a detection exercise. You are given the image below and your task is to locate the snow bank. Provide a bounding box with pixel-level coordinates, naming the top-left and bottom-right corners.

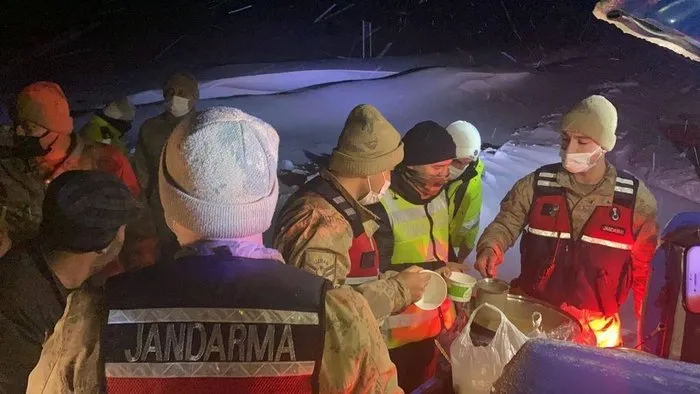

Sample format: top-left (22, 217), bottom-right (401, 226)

top-left (128, 69), bottom-right (398, 105)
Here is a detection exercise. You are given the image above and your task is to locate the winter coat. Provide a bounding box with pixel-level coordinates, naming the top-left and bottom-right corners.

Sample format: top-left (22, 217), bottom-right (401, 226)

top-left (0, 132), bottom-right (157, 269)
top-left (0, 242), bottom-right (71, 394)
top-left (26, 241), bottom-right (403, 394)
top-left (77, 115), bottom-right (128, 155)
top-left (131, 111), bottom-right (194, 262)
top-left (274, 169), bottom-right (412, 321)
top-left (476, 162), bottom-right (658, 317)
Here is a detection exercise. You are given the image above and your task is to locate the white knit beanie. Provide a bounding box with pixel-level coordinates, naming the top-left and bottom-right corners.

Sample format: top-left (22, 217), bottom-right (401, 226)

top-left (102, 97), bottom-right (136, 121)
top-left (447, 120), bottom-right (481, 160)
top-left (159, 107), bottom-right (279, 238)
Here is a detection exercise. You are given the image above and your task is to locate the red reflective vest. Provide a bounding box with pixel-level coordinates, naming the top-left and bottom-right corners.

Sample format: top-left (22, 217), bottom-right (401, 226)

top-left (289, 176), bottom-right (380, 285)
top-left (517, 164), bottom-right (637, 316)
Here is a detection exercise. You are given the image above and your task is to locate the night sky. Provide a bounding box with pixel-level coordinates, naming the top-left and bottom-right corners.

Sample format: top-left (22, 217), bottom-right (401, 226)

top-left (1, 1), bottom-right (599, 100)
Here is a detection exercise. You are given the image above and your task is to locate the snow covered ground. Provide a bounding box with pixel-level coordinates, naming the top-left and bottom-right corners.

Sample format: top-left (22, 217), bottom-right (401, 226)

top-left (68, 40), bottom-right (700, 343)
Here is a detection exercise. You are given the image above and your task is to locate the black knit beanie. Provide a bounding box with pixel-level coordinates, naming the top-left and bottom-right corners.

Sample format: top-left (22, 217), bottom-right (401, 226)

top-left (40, 170), bottom-right (142, 252)
top-left (402, 121), bottom-right (456, 166)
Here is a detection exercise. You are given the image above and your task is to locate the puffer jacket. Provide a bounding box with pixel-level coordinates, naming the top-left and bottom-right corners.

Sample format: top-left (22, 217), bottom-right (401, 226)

top-left (131, 111), bottom-right (195, 262)
top-left (26, 241), bottom-right (403, 394)
top-left (274, 169), bottom-right (412, 321)
top-left (476, 162), bottom-right (658, 317)
top-left (0, 133), bottom-right (157, 269)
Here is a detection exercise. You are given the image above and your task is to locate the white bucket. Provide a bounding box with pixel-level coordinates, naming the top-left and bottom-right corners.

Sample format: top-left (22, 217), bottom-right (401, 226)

top-left (414, 270), bottom-right (448, 310)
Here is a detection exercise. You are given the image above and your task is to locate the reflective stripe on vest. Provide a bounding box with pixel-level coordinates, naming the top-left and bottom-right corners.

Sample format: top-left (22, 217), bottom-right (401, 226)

top-left (518, 164), bottom-right (637, 315)
top-left (381, 190), bottom-right (450, 265)
top-left (525, 225), bottom-right (572, 239)
top-left (103, 254), bottom-right (326, 394)
top-left (105, 308), bottom-right (318, 377)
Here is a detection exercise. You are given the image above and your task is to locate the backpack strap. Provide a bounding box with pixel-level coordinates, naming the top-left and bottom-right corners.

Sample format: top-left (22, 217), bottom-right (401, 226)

top-left (532, 163), bottom-right (565, 196)
top-left (612, 170), bottom-right (639, 209)
top-left (304, 176), bottom-right (365, 237)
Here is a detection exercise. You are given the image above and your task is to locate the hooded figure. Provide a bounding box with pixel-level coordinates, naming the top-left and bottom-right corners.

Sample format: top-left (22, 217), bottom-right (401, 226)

top-left (39, 107), bottom-right (401, 393)
top-left (370, 120), bottom-right (458, 392)
top-left (78, 97), bottom-right (136, 154)
top-left (0, 81), bottom-right (156, 271)
top-left (475, 95), bottom-right (658, 348)
top-left (131, 72), bottom-right (199, 264)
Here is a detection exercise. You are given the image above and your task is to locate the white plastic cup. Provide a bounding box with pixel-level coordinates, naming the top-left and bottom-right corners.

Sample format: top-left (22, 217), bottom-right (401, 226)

top-left (414, 270), bottom-right (448, 310)
top-left (447, 271), bottom-right (477, 302)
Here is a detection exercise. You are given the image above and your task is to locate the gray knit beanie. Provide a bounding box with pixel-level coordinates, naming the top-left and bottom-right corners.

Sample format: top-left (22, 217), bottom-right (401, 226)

top-left (159, 107), bottom-right (279, 238)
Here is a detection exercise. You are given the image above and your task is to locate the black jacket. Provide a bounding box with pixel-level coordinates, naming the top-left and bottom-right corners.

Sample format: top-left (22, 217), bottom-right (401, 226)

top-left (0, 242), bottom-right (69, 394)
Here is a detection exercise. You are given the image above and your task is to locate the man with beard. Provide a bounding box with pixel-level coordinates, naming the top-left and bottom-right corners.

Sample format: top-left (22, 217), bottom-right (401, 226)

top-left (0, 170), bottom-right (141, 394)
top-left (370, 121), bottom-right (459, 391)
top-left (0, 81), bottom-right (156, 271)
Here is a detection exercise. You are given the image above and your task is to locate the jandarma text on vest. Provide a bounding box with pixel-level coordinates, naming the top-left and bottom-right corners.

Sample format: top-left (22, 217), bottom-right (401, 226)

top-left (116, 322), bottom-right (302, 363)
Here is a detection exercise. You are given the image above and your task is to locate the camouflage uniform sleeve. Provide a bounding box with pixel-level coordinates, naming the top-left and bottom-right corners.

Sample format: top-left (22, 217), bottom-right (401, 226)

top-left (274, 195), bottom-right (411, 320)
top-left (27, 287), bottom-right (106, 394)
top-left (630, 181), bottom-right (659, 318)
top-left (476, 172), bottom-right (534, 261)
top-left (320, 287), bottom-right (402, 394)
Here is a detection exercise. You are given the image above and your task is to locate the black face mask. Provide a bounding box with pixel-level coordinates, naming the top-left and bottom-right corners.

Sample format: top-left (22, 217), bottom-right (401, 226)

top-left (98, 112), bottom-right (132, 138)
top-left (12, 130), bottom-right (56, 158)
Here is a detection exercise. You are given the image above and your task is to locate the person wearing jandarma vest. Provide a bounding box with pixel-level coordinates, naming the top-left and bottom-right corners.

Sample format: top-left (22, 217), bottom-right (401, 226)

top-left (56, 107), bottom-right (402, 393)
top-left (475, 95), bottom-right (658, 347)
top-left (370, 120), bottom-right (460, 392)
top-left (274, 104), bottom-right (431, 322)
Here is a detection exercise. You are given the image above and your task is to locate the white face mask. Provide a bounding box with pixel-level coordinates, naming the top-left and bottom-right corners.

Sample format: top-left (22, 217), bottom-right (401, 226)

top-left (448, 165), bottom-right (467, 180)
top-left (560, 147), bottom-right (603, 173)
top-left (358, 173), bottom-right (390, 206)
top-left (165, 96), bottom-right (191, 117)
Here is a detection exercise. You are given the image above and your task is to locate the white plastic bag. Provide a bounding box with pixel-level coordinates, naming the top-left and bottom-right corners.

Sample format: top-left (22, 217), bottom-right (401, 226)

top-left (450, 303), bottom-right (530, 394)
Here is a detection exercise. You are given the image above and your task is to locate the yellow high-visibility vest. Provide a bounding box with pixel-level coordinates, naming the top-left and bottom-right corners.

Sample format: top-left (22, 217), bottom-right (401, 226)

top-left (381, 190), bottom-right (450, 266)
top-left (379, 189), bottom-right (455, 349)
top-left (447, 159), bottom-right (485, 257)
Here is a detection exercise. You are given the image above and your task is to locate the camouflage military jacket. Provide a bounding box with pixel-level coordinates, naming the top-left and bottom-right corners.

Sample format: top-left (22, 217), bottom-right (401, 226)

top-left (274, 169), bottom-right (412, 321)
